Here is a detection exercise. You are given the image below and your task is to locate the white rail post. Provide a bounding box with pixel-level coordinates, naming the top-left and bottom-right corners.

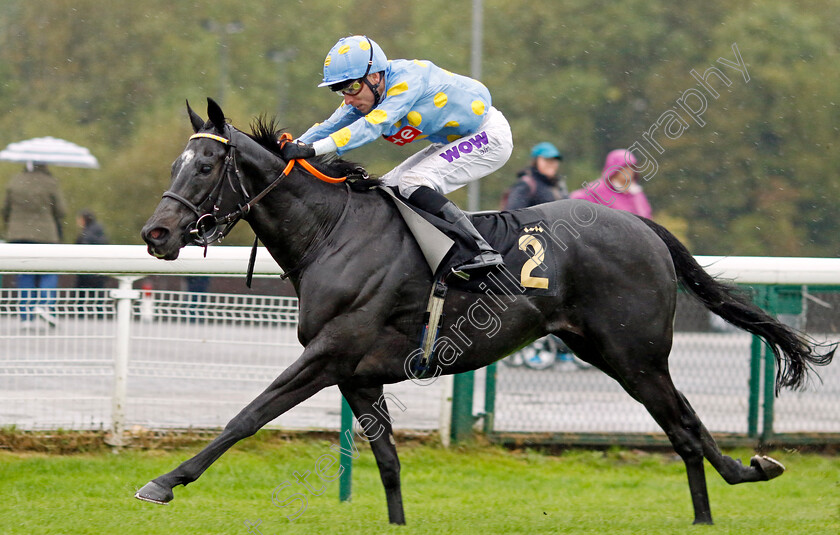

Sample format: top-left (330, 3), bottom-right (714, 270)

top-left (105, 276), bottom-right (141, 448)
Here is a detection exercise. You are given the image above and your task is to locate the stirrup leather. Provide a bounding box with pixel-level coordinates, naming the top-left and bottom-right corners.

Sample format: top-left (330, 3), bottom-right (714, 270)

top-left (418, 279), bottom-right (448, 370)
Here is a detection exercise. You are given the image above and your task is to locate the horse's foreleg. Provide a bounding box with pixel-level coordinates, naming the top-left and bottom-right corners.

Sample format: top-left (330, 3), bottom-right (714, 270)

top-left (135, 352), bottom-right (337, 504)
top-left (339, 383), bottom-right (406, 525)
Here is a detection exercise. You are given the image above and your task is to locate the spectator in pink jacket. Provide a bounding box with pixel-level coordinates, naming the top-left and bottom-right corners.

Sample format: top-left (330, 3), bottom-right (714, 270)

top-left (569, 148), bottom-right (652, 218)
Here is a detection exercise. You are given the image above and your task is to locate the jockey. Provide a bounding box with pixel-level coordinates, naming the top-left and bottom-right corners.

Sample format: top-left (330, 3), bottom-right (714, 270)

top-left (281, 35), bottom-right (513, 273)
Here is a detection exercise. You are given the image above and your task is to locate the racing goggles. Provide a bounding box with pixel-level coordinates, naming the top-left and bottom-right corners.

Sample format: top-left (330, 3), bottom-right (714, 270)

top-left (331, 79), bottom-right (365, 96)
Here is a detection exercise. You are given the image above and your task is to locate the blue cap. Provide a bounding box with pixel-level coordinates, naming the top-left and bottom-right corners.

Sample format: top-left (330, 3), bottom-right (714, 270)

top-left (530, 142), bottom-right (562, 160)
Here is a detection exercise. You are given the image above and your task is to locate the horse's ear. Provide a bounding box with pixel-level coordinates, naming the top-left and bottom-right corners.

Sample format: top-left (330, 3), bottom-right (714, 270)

top-left (206, 98), bottom-right (226, 133)
top-left (186, 100), bottom-right (205, 133)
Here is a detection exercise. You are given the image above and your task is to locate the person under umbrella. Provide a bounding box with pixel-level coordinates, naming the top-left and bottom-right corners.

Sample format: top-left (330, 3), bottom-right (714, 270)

top-left (2, 163), bottom-right (66, 327)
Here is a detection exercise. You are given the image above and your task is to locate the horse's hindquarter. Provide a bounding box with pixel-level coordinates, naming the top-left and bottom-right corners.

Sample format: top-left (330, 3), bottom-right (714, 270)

top-left (423, 202), bottom-right (680, 374)
top-left (544, 201), bottom-right (678, 343)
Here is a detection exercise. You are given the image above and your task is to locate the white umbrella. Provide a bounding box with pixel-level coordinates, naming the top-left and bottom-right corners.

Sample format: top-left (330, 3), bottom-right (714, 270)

top-left (0, 136), bottom-right (99, 169)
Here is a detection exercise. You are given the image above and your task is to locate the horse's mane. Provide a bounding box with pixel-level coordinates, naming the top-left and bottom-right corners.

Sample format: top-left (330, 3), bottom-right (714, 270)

top-left (248, 115), bottom-right (381, 191)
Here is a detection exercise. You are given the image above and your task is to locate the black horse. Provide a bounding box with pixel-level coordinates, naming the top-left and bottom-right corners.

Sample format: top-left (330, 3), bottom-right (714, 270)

top-left (137, 99), bottom-right (833, 525)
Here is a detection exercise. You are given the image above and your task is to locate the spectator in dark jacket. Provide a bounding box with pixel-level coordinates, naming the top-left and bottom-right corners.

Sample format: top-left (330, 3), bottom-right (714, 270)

top-left (3, 163), bottom-right (66, 244)
top-left (3, 163), bottom-right (66, 325)
top-left (504, 142), bottom-right (568, 210)
top-left (75, 209), bottom-right (109, 288)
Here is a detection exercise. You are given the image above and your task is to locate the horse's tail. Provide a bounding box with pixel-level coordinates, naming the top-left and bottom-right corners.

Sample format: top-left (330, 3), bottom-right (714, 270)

top-left (637, 216), bottom-right (835, 393)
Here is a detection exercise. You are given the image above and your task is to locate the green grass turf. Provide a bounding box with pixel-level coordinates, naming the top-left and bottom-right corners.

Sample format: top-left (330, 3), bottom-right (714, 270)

top-left (1, 435), bottom-right (838, 534)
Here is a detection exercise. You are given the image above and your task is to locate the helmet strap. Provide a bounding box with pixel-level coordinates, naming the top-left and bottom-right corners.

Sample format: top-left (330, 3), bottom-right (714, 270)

top-left (364, 73), bottom-right (383, 108)
top-left (359, 36), bottom-right (381, 108)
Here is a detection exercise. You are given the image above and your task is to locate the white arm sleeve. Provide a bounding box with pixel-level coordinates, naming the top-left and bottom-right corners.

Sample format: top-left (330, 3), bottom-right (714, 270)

top-left (312, 136), bottom-right (338, 156)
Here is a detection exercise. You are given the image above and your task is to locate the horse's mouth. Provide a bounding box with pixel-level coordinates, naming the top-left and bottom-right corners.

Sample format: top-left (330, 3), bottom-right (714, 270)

top-left (146, 243), bottom-right (181, 261)
top-left (142, 216), bottom-right (190, 261)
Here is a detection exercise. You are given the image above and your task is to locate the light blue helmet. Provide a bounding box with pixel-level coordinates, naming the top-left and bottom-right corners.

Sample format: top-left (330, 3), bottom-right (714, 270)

top-left (318, 35), bottom-right (388, 88)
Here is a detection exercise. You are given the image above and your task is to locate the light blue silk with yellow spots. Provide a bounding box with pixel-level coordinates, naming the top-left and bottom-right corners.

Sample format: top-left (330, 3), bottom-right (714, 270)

top-left (299, 59), bottom-right (492, 155)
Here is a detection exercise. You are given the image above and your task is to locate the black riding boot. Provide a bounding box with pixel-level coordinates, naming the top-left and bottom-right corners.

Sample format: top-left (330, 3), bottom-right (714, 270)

top-left (408, 186), bottom-right (504, 273)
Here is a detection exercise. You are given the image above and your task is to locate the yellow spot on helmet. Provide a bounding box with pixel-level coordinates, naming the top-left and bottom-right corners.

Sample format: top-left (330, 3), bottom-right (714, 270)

top-left (471, 100), bottom-right (486, 115)
top-left (444, 120), bottom-right (459, 127)
top-left (387, 81), bottom-right (409, 97)
top-left (359, 40), bottom-right (371, 51)
top-left (434, 92), bottom-right (448, 108)
top-left (413, 60), bottom-right (429, 67)
top-left (330, 127), bottom-right (352, 147)
top-left (366, 109), bottom-right (388, 125)
top-left (407, 111), bottom-right (422, 127)
top-left (324, 55), bottom-right (332, 67)
top-left (447, 135), bottom-right (462, 143)
top-left (338, 44), bottom-right (351, 54)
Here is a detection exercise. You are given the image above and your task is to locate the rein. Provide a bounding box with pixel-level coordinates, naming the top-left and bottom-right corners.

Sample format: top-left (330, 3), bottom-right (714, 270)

top-left (162, 128), bottom-right (352, 284)
top-left (236, 132), bottom-right (348, 214)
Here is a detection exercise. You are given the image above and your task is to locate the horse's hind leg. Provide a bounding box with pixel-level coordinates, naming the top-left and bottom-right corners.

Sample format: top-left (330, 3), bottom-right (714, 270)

top-left (625, 373), bottom-right (714, 524)
top-left (339, 383), bottom-right (406, 525)
top-left (677, 392), bottom-right (785, 484)
top-left (570, 341), bottom-right (714, 524)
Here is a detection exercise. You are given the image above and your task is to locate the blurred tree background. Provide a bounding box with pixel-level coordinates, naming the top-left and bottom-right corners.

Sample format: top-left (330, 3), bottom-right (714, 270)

top-left (0, 0), bottom-right (837, 256)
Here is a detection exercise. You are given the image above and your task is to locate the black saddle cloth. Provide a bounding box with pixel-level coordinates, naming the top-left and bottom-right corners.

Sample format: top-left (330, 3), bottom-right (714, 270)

top-left (382, 186), bottom-right (559, 296)
top-left (461, 208), bottom-right (560, 296)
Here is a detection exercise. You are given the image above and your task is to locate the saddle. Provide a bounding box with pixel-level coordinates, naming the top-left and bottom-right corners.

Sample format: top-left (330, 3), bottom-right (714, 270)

top-left (378, 186), bottom-right (560, 297)
top-left (380, 187), bottom-right (562, 373)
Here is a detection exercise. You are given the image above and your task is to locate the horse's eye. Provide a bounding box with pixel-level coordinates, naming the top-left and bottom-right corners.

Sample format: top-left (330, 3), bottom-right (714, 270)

top-left (200, 164), bottom-right (214, 174)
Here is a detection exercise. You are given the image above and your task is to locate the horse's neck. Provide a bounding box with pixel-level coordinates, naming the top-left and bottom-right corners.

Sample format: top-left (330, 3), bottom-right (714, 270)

top-left (235, 140), bottom-right (347, 274)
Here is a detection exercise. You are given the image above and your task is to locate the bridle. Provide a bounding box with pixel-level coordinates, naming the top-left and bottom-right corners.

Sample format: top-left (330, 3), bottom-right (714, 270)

top-left (162, 130), bottom-right (246, 252)
top-left (163, 128), bottom-right (355, 250)
top-left (161, 126), bottom-right (356, 283)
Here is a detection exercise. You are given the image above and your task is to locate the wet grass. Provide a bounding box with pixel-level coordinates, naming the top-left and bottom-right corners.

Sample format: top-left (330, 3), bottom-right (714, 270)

top-left (1, 434), bottom-right (838, 534)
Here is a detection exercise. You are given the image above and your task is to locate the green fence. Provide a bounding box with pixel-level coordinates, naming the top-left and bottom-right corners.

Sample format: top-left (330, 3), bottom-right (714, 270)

top-left (453, 284), bottom-right (840, 447)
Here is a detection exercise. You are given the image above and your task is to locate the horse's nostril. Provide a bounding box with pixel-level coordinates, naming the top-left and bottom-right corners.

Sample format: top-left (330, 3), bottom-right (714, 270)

top-left (143, 226), bottom-right (169, 244)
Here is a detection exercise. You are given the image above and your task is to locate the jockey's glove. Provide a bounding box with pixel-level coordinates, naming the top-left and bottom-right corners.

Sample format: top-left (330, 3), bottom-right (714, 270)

top-left (280, 140), bottom-right (316, 160)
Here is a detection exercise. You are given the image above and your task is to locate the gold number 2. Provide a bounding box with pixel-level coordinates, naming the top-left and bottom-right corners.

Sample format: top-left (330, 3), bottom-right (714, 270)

top-left (518, 234), bottom-right (549, 289)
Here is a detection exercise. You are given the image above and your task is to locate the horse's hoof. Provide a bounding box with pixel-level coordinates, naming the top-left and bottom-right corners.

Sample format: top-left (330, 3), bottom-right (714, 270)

top-left (751, 455), bottom-right (785, 480)
top-left (134, 481), bottom-right (174, 504)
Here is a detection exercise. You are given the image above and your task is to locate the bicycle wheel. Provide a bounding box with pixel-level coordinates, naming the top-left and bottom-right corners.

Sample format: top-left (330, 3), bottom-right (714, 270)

top-left (522, 338), bottom-right (556, 370)
top-left (501, 350), bottom-right (525, 367)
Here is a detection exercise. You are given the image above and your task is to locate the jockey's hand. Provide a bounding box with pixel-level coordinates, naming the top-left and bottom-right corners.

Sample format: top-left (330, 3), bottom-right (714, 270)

top-left (280, 140), bottom-right (315, 160)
